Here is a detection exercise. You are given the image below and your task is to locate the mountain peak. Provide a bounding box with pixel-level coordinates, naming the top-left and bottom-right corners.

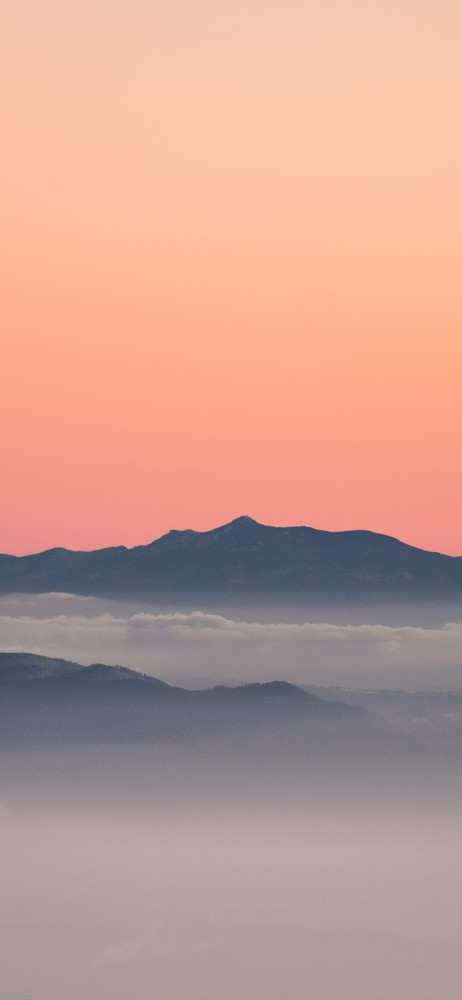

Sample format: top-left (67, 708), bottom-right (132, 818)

top-left (1, 517), bottom-right (461, 608)
top-left (218, 515), bottom-right (262, 531)
top-left (151, 515), bottom-right (265, 549)
top-left (230, 515), bottom-right (260, 525)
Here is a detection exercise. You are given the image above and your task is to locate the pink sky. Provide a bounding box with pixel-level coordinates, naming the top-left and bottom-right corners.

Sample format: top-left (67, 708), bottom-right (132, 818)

top-left (2, 0), bottom-right (461, 555)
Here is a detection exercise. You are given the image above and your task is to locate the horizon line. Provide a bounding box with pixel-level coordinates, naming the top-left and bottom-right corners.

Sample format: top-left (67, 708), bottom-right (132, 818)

top-left (1, 514), bottom-right (460, 561)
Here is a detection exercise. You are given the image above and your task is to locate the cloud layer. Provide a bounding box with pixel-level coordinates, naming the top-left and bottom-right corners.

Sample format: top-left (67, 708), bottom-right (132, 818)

top-left (0, 595), bottom-right (461, 688)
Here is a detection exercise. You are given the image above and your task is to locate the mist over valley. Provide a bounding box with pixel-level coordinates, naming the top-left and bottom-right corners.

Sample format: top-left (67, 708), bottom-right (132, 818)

top-left (1, 519), bottom-right (461, 1000)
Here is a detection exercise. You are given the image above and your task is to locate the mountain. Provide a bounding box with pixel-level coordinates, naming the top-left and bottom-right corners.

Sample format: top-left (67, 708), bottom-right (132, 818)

top-left (0, 652), bottom-right (346, 709)
top-left (303, 684), bottom-right (462, 758)
top-left (1, 516), bottom-right (461, 611)
top-left (0, 652), bottom-right (413, 761)
top-left (0, 652), bottom-right (85, 684)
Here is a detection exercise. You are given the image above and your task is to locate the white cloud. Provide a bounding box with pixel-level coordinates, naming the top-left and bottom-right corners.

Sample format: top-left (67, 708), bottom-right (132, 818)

top-left (0, 595), bottom-right (461, 689)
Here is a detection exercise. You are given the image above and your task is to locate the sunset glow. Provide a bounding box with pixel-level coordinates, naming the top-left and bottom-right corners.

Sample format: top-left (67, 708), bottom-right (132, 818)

top-left (2, 0), bottom-right (461, 555)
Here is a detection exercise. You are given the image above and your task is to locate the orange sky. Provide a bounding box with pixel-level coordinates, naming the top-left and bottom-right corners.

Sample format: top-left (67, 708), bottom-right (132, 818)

top-left (2, 0), bottom-right (461, 556)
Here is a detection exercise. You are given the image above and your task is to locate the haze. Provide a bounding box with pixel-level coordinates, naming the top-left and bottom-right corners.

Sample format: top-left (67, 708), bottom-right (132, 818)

top-left (1, 594), bottom-right (461, 689)
top-left (2, 1), bottom-right (461, 995)
top-left (2, 754), bottom-right (461, 1000)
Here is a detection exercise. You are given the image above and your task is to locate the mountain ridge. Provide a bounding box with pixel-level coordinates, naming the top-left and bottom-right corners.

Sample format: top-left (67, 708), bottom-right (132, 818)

top-left (1, 515), bottom-right (458, 560)
top-left (0, 652), bottom-right (347, 709)
top-left (0, 516), bottom-right (461, 606)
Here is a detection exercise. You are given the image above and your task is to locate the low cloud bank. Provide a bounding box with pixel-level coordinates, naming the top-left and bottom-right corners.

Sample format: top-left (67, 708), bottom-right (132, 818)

top-left (0, 595), bottom-right (461, 689)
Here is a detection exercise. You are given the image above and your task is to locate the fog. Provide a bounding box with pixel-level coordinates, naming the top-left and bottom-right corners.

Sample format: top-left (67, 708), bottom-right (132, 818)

top-left (1, 593), bottom-right (461, 688)
top-left (1, 762), bottom-right (461, 1000)
top-left (2, 593), bottom-right (461, 998)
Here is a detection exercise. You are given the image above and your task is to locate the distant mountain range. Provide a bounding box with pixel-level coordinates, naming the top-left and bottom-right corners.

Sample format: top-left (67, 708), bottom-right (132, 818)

top-left (0, 516), bottom-right (461, 611)
top-left (0, 652), bottom-right (350, 710)
top-left (0, 652), bottom-right (413, 760)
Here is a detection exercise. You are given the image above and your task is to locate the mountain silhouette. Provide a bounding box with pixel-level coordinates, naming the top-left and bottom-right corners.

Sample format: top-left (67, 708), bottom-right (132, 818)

top-left (0, 652), bottom-right (420, 760)
top-left (1, 516), bottom-right (461, 608)
top-left (0, 652), bottom-right (344, 708)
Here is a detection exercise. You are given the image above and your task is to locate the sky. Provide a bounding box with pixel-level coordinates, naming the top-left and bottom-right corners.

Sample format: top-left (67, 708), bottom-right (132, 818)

top-left (2, 0), bottom-right (461, 556)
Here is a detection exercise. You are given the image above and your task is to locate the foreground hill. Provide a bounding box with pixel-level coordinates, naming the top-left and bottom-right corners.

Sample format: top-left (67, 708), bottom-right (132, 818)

top-left (0, 652), bottom-right (416, 761)
top-left (0, 517), bottom-right (461, 612)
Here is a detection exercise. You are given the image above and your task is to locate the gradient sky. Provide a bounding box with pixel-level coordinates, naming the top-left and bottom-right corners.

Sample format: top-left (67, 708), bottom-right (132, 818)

top-left (2, 0), bottom-right (461, 555)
